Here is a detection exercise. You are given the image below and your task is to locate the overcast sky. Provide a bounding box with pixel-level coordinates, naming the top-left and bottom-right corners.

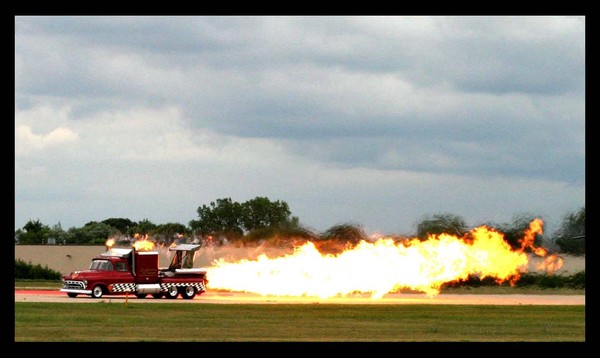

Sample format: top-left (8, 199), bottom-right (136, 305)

top-left (14, 16), bottom-right (585, 237)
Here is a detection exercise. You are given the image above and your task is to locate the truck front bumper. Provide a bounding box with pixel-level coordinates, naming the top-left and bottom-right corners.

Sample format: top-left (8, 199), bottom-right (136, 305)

top-left (60, 288), bottom-right (92, 295)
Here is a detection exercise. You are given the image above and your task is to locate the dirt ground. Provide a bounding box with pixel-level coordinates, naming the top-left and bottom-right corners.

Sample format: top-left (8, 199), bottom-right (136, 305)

top-left (14, 244), bottom-right (585, 276)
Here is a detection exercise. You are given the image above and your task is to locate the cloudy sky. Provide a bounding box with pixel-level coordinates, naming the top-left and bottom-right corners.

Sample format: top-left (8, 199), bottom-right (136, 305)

top-left (14, 16), bottom-right (585, 237)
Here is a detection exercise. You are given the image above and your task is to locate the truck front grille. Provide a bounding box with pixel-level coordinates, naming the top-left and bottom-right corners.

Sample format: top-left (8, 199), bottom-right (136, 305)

top-left (63, 280), bottom-right (86, 290)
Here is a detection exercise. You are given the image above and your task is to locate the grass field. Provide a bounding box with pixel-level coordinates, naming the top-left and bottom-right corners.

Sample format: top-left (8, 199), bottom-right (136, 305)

top-left (14, 302), bottom-right (585, 342)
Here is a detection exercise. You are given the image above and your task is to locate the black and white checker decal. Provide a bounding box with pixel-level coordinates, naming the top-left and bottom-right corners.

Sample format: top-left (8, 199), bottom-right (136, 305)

top-left (111, 283), bottom-right (137, 292)
top-left (160, 282), bottom-right (205, 291)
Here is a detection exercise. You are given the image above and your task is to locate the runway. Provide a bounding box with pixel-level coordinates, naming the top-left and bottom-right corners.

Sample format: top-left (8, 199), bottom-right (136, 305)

top-left (14, 289), bottom-right (586, 305)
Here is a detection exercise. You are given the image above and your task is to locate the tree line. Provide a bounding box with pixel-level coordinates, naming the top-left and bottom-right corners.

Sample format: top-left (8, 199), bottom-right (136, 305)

top-left (14, 196), bottom-right (585, 255)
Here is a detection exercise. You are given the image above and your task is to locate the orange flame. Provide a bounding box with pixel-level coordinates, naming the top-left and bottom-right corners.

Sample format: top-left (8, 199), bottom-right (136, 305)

top-left (132, 233), bottom-right (155, 251)
top-left (206, 220), bottom-right (561, 299)
top-left (517, 218), bottom-right (563, 273)
top-left (105, 238), bottom-right (115, 249)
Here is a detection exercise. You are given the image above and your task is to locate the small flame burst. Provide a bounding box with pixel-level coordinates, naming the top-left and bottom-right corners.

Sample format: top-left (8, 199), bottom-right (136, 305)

top-left (206, 219), bottom-right (562, 299)
top-left (105, 238), bottom-right (116, 250)
top-left (105, 233), bottom-right (179, 258)
top-left (131, 233), bottom-right (155, 251)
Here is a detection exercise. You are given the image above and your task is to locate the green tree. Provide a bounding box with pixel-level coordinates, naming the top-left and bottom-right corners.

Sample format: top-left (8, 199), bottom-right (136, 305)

top-left (129, 219), bottom-right (157, 236)
top-left (155, 222), bottom-right (191, 244)
top-left (554, 207), bottom-right (585, 255)
top-left (67, 221), bottom-right (118, 245)
top-left (24, 219), bottom-right (45, 233)
top-left (15, 219), bottom-right (50, 245)
top-left (101, 218), bottom-right (136, 234)
top-left (190, 197), bottom-right (295, 242)
top-left (415, 213), bottom-right (467, 241)
top-left (47, 222), bottom-right (67, 244)
top-left (190, 198), bottom-right (244, 239)
top-left (241, 196), bottom-right (291, 231)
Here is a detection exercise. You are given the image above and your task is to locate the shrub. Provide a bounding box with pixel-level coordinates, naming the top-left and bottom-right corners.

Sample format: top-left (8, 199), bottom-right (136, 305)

top-left (15, 259), bottom-right (61, 280)
top-left (442, 272), bottom-right (585, 290)
top-left (565, 271), bottom-right (585, 289)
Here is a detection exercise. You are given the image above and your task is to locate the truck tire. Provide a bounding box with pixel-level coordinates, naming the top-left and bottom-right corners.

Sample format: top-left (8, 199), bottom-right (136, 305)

top-left (152, 293), bottom-right (163, 299)
top-left (181, 286), bottom-right (196, 299)
top-left (165, 286), bottom-right (179, 299)
top-left (91, 285), bottom-right (104, 298)
top-left (136, 293), bottom-right (148, 299)
top-left (67, 293), bottom-right (78, 298)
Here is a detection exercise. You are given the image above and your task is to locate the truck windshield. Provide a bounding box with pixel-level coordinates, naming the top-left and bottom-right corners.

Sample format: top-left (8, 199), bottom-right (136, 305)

top-left (89, 260), bottom-right (114, 271)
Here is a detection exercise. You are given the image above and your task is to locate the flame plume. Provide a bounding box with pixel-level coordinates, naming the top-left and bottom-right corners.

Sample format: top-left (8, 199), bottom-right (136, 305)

top-left (206, 219), bottom-right (561, 299)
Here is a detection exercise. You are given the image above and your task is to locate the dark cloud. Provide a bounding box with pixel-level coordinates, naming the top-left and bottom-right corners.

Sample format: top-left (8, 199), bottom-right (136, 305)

top-left (14, 16), bottom-right (585, 233)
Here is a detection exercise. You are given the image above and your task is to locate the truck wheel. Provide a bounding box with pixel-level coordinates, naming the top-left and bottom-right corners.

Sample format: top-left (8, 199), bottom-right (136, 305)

top-left (136, 293), bottom-right (148, 299)
top-left (67, 293), bottom-right (78, 298)
top-left (181, 286), bottom-right (196, 299)
top-left (152, 293), bottom-right (163, 299)
top-left (91, 285), bottom-right (104, 298)
top-left (165, 286), bottom-right (179, 299)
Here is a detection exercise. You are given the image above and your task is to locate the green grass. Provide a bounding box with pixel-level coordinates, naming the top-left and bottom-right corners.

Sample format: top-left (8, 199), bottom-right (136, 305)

top-left (14, 279), bottom-right (62, 289)
top-left (14, 302), bottom-right (585, 342)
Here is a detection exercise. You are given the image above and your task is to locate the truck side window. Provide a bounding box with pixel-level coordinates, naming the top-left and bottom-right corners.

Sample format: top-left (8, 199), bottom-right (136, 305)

top-left (116, 262), bottom-right (128, 272)
top-left (169, 251), bottom-right (182, 270)
top-left (182, 252), bottom-right (194, 268)
top-left (100, 261), bottom-right (114, 271)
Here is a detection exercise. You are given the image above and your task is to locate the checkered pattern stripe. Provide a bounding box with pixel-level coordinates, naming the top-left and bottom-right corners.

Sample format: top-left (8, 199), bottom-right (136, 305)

top-left (160, 282), bottom-right (205, 291)
top-left (111, 283), bottom-right (137, 293)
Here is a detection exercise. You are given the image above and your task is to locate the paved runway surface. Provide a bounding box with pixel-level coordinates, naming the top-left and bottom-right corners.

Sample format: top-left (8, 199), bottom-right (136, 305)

top-left (15, 289), bottom-right (585, 305)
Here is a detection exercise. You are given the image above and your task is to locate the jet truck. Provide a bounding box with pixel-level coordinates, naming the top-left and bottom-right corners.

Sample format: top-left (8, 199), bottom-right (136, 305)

top-left (60, 243), bottom-right (208, 299)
